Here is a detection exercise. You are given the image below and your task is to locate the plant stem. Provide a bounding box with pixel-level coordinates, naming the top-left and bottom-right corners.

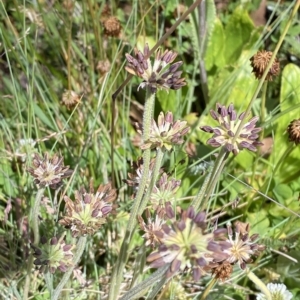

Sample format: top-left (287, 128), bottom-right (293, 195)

top-left (200, 277), bottom-right (217, 300)
top-left (196, 148), bottom-right (229, 211)
top-left (246, 269), bottom-right (272, 300)
top-left (250, 81), bottom-right (268, 186)
top-left (120, 265), bottom-right (169, 300)
top-left (52, 236), bottom-right (87, 300)
top-left (138, 148), bottom-right (164, 215)
top-left (23, 187), bottom-right (45, 300)
top-left (108, 89), bottom-right (155, 300)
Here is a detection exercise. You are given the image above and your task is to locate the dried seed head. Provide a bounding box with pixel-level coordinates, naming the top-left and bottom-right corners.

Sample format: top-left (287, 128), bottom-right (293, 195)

top-left (147, 203), bottom-right (227, 281)
top-left (136, 111), bottom-right (190, 151)
top-left (96, 59), bottom-right (111, 76)
top-left (250, 50), bottom-right (280, 81)
top-left (287, 119), bottom-right (300, 144)
top-left (27, 153), bottom-right (72, 189)
top-left (200, 103), bottom-right (263, 155)
top-left (103, 16), bottom-right (121, 37)
top-left (211, 261), bottom-right (233, 282)
top-left (31, 235), bottom-right (75, 273)
top-left (59, 182), bottom-right (117, 237)
top-left (125, 43), bottom-right (186, 93)
top-left (62, 90), bottom-right (80, 110)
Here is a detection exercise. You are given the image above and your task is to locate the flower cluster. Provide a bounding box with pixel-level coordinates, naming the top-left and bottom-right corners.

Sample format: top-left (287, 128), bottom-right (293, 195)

top-left (256, 283), bottom-right (293, 300)
top-left (250, 50), bottom-right (280, 81)
top-left (201, 103), bottom-right (263, 155)
top-left (136, 111), bottom-right (189, 151)
top-left (147, 203), bottom-right (227, 281)
top-left (287, 119), bottom-right (300, 145)
top-left (138, 206), bottom-right (166, 248)
top-left (150, 172), bottom-right (181, 208)
top-left (59, 182), bottom-right (117, 237)
top-left (28, 153), bottom-right (73, 189)
top-left (125, 43), bottom-right (186, 93)
top-left (213, 221), bottom-right (265, 277)
top-left (31, 236), bottom-right (74, 273)
top-left (123, 157), bottom-right (159, 195)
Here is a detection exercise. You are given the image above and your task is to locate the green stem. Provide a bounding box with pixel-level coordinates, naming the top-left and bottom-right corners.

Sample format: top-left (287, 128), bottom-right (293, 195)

top-left (197, 148), bottom-right (229, 211)
top-left (273, 144), bottom-right (294, 176)
top-left (138, 148), bottom-right (164, 215)
top-left (246, 269), bottom-right (272, 300)
top-left (233, 0), bottom-right (300, 143)
top-left (32, 187), bottom-right (45, 244)
top-left (52, 236), bottom-right (87, 300)
top-left (250, 81), bottom-right (268, 186)
top-left (23, 187), bottom-right (45, 300)
top-left (120, 265), bottom-right (169, 300)
top-left (200, 277), bottom-right (217, 300)
top-left (192, 165), bottom-right (213, 210)
top-left (108, 89), bottom-right (155, 300)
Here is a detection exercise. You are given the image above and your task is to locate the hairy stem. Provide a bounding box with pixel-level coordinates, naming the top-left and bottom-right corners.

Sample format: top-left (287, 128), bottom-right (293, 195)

top-left (120, 265), bottom-right (169, 300)
top-left (23, 187), bottom-right (45, 300)
top-left (52, 236), bottom-right (87, 300)
top-left (109, 89), bottom-right (155, 300)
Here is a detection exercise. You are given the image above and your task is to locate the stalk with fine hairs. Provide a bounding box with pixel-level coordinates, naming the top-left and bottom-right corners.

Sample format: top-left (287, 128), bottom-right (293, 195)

top-left (138, 148), bottom-right (164, 214)
top-left (23, 187), bottom-right (45, 300)
top-left (108, 88), bottom-right (155, 300)
top-left (52, 236), bottom-right (87, 300)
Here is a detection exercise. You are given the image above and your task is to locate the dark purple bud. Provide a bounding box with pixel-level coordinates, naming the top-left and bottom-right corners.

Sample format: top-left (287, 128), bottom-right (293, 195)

top-left (50, 237), bottom-right (58, 245)
top-left (210, 110), bottom-right (218, 120)
top-left (186, 206), bottom-right (195, 219)
top-left (101, 206), bottom-right (112, 216)
top-left (201, 126), bottom-right (213, 133)
top-left (194, 211), bottom-right (206, 224)
top-left (225, 143), bottom-right (234, 152)
top-left (176, 220), bottom-right (185, 231)
top-left (192, 267), bottom-right (201, 282)
top-left (227, 130), bottom-right (234, 137)
top-left (170, 258), bottom-right (181, 273)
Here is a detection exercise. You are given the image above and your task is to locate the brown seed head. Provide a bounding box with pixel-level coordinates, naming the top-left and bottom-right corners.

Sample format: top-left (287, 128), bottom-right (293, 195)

top-left (62, 90), bottom-right (80, 110)
top-left (250, 50), bottom-right (280, 81)
top-left (287, 119), bottom-right (300, 144)
top-left (103, 16), bottom-right (121, 37)
top-left (212, 261), bottom-right (233, 282)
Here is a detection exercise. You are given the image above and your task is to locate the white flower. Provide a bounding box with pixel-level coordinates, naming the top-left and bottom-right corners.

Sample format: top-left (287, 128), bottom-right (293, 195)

top-left (256, 283), bottom-right (293, 300)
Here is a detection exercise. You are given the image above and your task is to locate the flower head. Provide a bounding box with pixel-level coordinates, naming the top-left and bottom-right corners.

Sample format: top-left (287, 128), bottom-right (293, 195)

top-left (287, 119), bottom-right (300, 144)
top-left (103, 16), bottom-right (121, 37)
top-left (138, 206), bottom-right (166, 248)
top-left (218, 221), bottom-right (265, 270)
top-left (256, 283), bottom-right (293, 300)
top-left (201, 103), bottom-right (263, 155)
top-left (59, 182), bottom-right (117, 237)
top-left (28, 153), bottom-right (73, 189)
top-left (150, 173), bottom-right (181, 207)
top-left (125, 43), bottom-right (186, 93)
top-left (31, 235), bottom-right (74, 273)
top-left (137, 111), bottom-right (189, 151)
top-left (147, 203), bottom-right (227, 281)
top-left (250, 50), bottom-right (280, 81)
top-left (62, 90), bottom-right (80, 109)
top-left (123, 157), bottom-right (159, 195)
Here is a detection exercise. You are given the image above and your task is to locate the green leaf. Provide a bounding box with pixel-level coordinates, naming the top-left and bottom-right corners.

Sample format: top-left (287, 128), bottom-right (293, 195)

top-left (247, 210), bottom-right (270, 236)
top-left (223, 6), bottom-right (255, 65)
top-left (205, 18), bottom-right (226, 70)
top-left (273, 183), bottom-right (293, 204)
